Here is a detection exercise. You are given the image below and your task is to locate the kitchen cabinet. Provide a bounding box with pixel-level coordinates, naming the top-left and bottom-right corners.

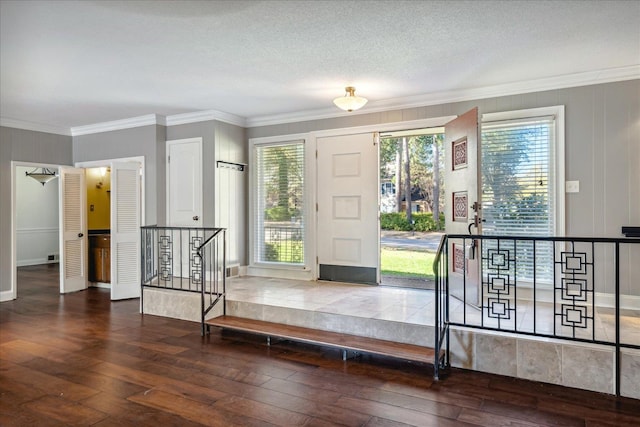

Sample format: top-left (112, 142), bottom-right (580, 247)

top-left (89, 234), bottom-right (110, 283)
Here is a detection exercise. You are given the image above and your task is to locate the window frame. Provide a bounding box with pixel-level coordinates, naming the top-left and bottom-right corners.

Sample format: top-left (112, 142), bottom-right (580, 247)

top-left (248, 134), bottom-right (314, 278)
top-left (481, 106), bottom-right (566, 238)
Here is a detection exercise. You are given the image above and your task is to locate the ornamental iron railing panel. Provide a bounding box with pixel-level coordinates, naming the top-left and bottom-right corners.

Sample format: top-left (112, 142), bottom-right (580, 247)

top-left (141, 225), bottom-right (226, 336)
top-left (434, 234), bottom-right (640, 396)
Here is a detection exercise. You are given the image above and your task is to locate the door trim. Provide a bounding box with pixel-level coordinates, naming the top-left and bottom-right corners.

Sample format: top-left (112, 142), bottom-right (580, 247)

top-left (7, 161), bottom-right (65, 301)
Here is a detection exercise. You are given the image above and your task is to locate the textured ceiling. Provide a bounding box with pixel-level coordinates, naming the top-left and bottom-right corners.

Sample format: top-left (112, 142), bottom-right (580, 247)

top-left (1, 0), bottom-right (639, 130)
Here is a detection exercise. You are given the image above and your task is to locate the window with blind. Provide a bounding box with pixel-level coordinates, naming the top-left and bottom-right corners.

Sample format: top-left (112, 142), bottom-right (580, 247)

top-left (254, 141), bottom-right (305, 265)
top-left (481, 112), bottom-right (560, 282)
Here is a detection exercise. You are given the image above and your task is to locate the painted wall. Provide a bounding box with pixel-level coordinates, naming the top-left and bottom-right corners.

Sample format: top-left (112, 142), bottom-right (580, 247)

top-left (2, 80), bottom-right (637, 296)
top-left (85, 167), bottom-right (111, 230)
top-left (215, 121), bottom-right (247, 268)
top-left (166, 121), bottom-right (216, 226)
top-left (73, 124), bottom-right (161, 226)
top-left (248, 80), bottom-right (640, 295)
top-left (167, 120), bottom-right (247, 266)
top-left (72, 120), bottom-right (247, 267)
top-left (15, 166), bottom-right (60, 266)
top-left (0, 126), bottom-right (73, 294)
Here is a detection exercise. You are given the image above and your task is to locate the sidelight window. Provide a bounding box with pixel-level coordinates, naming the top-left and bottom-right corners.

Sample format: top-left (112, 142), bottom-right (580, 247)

top-left (253, 141), bottom-right (305, 265)
top-left (481, 107), bottom-right (564, 282)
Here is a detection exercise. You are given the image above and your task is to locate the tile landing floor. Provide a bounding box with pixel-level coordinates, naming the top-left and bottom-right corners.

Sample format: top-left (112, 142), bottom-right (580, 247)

top-left (225, 276), bottom-right (640, 346)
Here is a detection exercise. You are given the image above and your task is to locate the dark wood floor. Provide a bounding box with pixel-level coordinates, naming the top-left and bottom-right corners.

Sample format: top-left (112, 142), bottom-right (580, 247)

top-left (2, 265), bottom-right (639, 426)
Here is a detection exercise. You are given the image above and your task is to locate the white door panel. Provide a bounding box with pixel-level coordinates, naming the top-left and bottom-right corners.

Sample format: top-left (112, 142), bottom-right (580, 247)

top-left (444, 108), bottom-right (482, 305)
top-left (167, 138), bottom-right (203, 279)
top-left (167, 138), bottom-right (203, 226)
top-left (317, 133), bottom-right (379, 284)
top-left (59, 167), bottom-right (87, 293)
top-left (111, 162), bottom-right (141, 300)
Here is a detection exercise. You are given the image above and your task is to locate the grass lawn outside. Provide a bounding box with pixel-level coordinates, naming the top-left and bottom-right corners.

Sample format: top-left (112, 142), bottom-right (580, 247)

top-left (381, 247), bottom-right (436, 280)
top-left (264, 232), bottom-right (438, 282)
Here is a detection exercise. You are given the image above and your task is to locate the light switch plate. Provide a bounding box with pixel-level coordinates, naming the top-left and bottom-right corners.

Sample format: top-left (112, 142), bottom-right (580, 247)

top-left (565, 181), bottom-right (579, 193)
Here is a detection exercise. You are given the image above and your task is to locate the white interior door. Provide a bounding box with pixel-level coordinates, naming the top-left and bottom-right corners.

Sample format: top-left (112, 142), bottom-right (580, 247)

top-left (317, 133), bottom-right (379, 284)
top-left (444, 108), bottom-right (482, 305)
top-left (59, 167), bottom-right (87, 293)
top-left (110, 162), bottom-right (141, 300)
top-left (167, 138), bottom-right (203, 226)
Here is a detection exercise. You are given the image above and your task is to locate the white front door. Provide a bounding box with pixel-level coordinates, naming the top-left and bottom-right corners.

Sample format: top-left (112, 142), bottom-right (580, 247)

top-left (317, 133), bottom-right (379, 284)
top-left (444, 108), bottom-right (482, 305)
top-left (110, 162), bottom-right (141, 300)
top-left (59, 167), bottom-right (87, 293)
top-left (167, 137), bottom-right (203, 226)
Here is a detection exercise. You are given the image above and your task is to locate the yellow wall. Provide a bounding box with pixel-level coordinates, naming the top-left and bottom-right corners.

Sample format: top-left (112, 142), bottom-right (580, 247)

top-left (86, 167), bottom-right (110, 230)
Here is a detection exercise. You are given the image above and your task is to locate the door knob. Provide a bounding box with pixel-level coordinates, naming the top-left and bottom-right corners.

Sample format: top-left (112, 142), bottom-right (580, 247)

top-left (193, 216), bottom-right (199, 221)
top-left (78, 232), bottom-right (84, 238)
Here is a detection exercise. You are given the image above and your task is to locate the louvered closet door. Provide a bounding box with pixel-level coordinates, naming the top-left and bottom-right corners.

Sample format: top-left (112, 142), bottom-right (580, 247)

top-left (110, 162), bottom-right (141, 300)
top-left (59, 167), bottom-right (87, 293)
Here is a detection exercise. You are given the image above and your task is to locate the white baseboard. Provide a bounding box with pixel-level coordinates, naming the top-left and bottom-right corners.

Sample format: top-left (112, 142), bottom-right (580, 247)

top-left (17, 258), bottom-right (57, 267)
top-left (89, 282), bottom-right (111, 289)
top-left (0, 290), bottom-right (15, 302)
top-left (246, 265), bottom-right (314, 281)
top-left (595, 292), bottom-right (640, 310)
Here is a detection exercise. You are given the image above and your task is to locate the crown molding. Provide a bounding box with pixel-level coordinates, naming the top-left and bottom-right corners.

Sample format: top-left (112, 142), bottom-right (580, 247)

top-left (0, 117), bottom-right (72, 136)
top-left (246, 65), bottom-right (640, 128)
top-left (70, 114), bottom-right (162, 136)
top-left (4, 65), bottom-right (638, 135)
top-left (165, 109), bottom-right (246, 128)
top-left (70, 109), bottom-right (246, 136)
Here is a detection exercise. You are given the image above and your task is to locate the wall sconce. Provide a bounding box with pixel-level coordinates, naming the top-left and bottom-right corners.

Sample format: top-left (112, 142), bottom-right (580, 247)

top-left (333, 86), bottom-right (368, 112)
top-left (25, 168), bottom-right (58, 186)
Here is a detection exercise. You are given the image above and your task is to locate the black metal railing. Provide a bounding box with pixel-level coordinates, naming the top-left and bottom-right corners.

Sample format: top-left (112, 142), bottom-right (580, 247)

top-left (433, 234), bottom-right (449, 381)
top-left (141, 225), bottom-right (226, 335)
top-left (434, 233), bottom-right (640, 396)
top-left (198, 228), bottom-right (226, 336)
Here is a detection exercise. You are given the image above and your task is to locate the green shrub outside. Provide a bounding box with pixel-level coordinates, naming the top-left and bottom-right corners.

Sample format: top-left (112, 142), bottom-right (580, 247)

top-left (380, 212), bottom-right (444, 231)
top-left (264, 242), bottom-right (279, 261)
top-left (265, 206), bottom-right (299, 221)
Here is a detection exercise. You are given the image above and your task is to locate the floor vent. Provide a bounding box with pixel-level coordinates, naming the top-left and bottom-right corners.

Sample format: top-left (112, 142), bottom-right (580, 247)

top-left (226, 265), bottom-right (240, 278)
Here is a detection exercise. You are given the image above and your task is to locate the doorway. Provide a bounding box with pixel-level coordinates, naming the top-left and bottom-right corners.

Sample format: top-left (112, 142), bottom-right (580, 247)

top-left (74, 158), bottom-right (144, 300)
top-left (12, 162), bottom-right (62, 300)
top-left (10, 158), bottom-right (145, 302)
top-left (378, 128), bottom-right (445, 289)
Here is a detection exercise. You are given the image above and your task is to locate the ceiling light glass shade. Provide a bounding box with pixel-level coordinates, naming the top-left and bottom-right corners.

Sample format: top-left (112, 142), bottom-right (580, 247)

top-left (25, 168), bottom-right (58, 186)
top-left (333, 86), bottom-right (368, 112)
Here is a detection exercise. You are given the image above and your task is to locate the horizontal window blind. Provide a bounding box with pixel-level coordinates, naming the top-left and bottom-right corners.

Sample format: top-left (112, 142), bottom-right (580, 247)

top-left (481, 116), bottom-right (555, 281)
top-left (254, 142), bottom-right (305, 265)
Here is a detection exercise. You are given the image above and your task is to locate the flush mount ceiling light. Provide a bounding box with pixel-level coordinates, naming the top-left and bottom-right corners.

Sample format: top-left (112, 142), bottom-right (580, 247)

top-left (25, 168), bottom-right (58, 186)
top-left (333, 86), bottom-right (368, 112)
